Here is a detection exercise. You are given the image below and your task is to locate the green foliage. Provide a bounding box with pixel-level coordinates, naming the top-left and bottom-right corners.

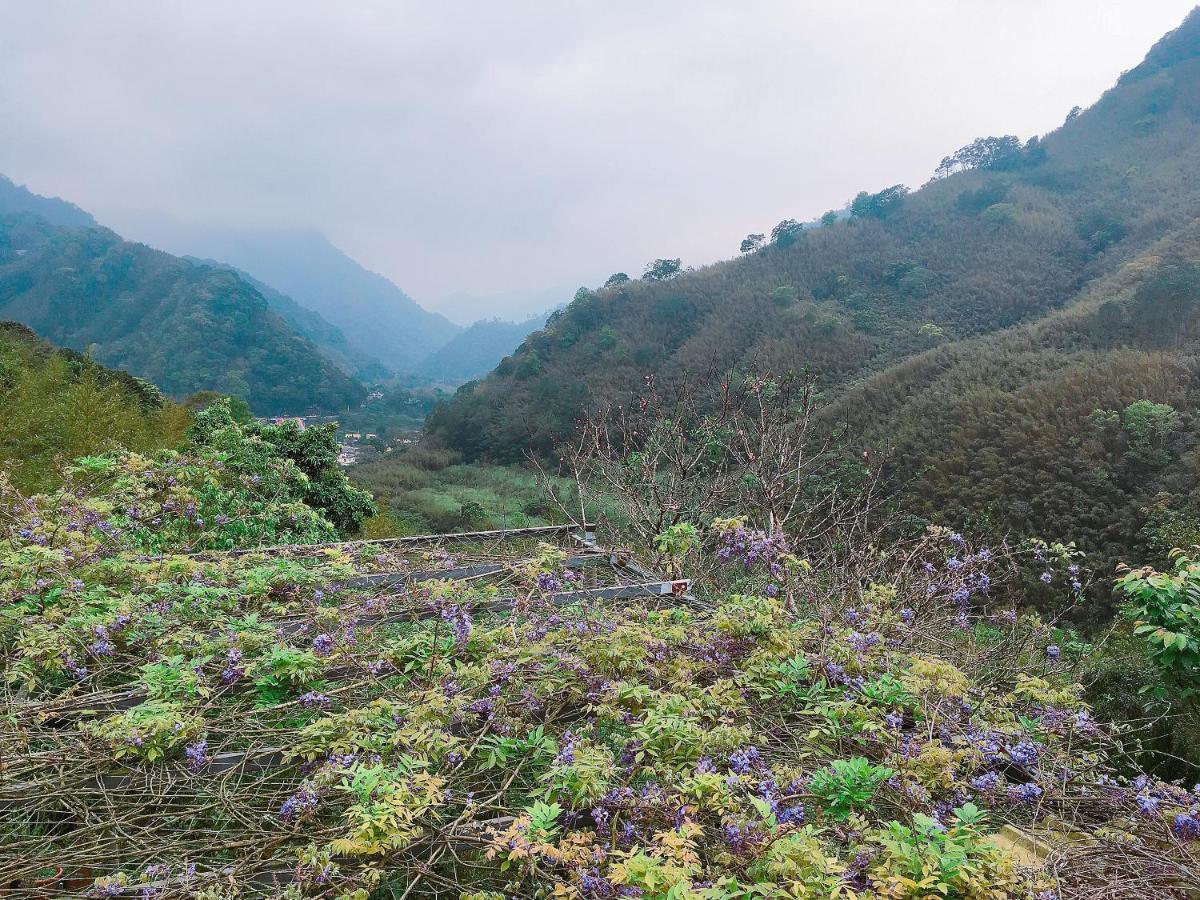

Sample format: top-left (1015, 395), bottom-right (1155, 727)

top-left (644, 258), bottom-right (682, 281)
top-left (0, 322), bottom-right (189, 492)
top-left (84, 700), bottom-right (203, 762)
top-left (770, 219), bottom-right (804, 247)
top-left (935, 135), bottom-right (1029, 177)
top-left (850, 184), bottom-right (909, 220)
top-left (808, 757), bottom-right (895, 820)
top-left (4, 494), bottom-right (1199, 895)
top-left (871, 803), bottom-right (1016, 897)
top-left (1117, 551), bottom-right (1200, 690)
top-left (1122, 399), bottom-right (1179, 465)
top-left (739, 233), bottom-right (766, 254)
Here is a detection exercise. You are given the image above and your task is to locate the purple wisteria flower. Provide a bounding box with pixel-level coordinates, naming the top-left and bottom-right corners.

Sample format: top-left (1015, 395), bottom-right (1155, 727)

top-left (221, 648), bottom-right (244, 684)
top-left (1008, 782), bottom-right (1043, 803)
top-left (440, 605), bottom-right (472, 648)
top-left (1040, 571), bottom-right (1053, 585)
top-left (185, 739), bottom-right (208, 772)
top-left (536, 572), bottom-right (562, 593)
top-left (1007, 741), bottom-right (1040, 767)
top-left (556, 731), bottom-right (577, 766)
top-left (728, 746), bottom-right (763, 775)
top-left (311, 634), bottom-right (334, 656)
top-left (279, 787), bottom-right (320, 820)
top-left (970, 771), bottom-right (1000, 792)
top-left (1136, 794), bottom-right (1159, 816)
top-left (299, 691), bottom-right (331, 708)
top-left (1174, 812), bottom-right (1200, 841)
top-left (1046, 644), bottom-right (1061, 661)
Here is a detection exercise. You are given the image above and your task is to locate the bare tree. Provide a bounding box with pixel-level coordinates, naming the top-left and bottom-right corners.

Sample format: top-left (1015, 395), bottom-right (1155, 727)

top-left (535, 370), bottom-right (888, 574)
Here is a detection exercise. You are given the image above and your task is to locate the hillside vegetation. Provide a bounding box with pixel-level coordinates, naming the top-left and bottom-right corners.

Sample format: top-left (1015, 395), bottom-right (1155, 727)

top-left (128, 222), bottom-right (461, 371)
top-left (427, 10), bottom-right (1200, 583)
top-left (416, 313), bottom-right (549, 385)
top-left (0, 320), bottom-right (188, 492)
top-left (0, 212), bottom-right (366, 414)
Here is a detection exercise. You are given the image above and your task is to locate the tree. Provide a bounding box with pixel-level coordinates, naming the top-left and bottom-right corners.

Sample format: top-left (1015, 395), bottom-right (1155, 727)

top-left (185, 391), bottom-right (253, 424)
top-left (770, 219), bottom-right (804, 248)
top-left (849, 185), bottom-right (909, 220)
top-left (934, 135), bottom-right (1024, 178)
top-left (771, 285), bottom-right (798, 307)
top-left (550, 371), bottom-right (874, 566)
top-left (1123, 400), bottom-right (1179, 467)
top-left (189, 402), bottom-right (376, 535)
top-left (643, 258), bottom-right (682, 281)
top-left (820, 210), bottom-right (839, 227)
top-left (740, 233), bottom-right (766, 254)
top-left (603, 272), bottom-right (630, 289)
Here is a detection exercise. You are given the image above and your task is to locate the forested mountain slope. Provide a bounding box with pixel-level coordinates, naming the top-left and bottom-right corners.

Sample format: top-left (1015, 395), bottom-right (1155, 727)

top-left (428, 9), bottom-right (1200, 571)
top-left (123, 221), bottom-right (461, 371)
top-left (185, 257), bottom-right (389, 381)
top-left (0, 213), bottom-right (365, 414)
top-left (415, 313), bottom-right (549, 384)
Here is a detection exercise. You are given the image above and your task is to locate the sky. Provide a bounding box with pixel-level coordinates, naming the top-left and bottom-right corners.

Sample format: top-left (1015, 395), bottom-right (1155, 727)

top-left (1, 1), bottom-right (1196, 319)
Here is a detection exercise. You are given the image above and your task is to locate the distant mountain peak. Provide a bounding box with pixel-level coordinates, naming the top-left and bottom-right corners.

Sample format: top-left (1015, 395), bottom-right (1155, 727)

top-left (0, 174), bottom-right (96, 228)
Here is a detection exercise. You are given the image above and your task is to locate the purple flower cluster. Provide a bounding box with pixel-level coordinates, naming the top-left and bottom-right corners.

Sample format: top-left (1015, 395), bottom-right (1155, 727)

top-left (185, 739), bottom-right (208, 772)
top-left (970, 771), bottom-right (1000, 792)
top-left (441, 604), bottom-right (473, 648)
top-left (1006, 740), bottom-right (1040, 768)
top-left (556, 731), bottom-right (578, 766)
top-left (536, 572), bottom-right (562, 593)
top-left (279, 787), bottom-right (320, 820)
top-left (311, 633), bottom-right (334, 656)
top-left (1008, 782), bottom-right (1043, 804)
top-left (1174, 812), bottom-right (1200, 841)
top-left (713, 520), bottom-right (789, 594)
top-left (722, 821), bottom-right (765, 855)
top-left (728, 746), bottom-right (763, 775)
top-left (221, 648), bottom-right (244, 684)
top-left (88, 625), bottom-right (115, 658)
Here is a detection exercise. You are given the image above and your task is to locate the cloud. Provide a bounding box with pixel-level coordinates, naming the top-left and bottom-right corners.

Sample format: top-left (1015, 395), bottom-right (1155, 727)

top-left (1, 0), bottom-right (1194, 312)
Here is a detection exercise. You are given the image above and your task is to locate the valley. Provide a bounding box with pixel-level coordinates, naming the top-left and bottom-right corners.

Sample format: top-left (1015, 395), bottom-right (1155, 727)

top-left (4, 6), bottom-right (1200, 898)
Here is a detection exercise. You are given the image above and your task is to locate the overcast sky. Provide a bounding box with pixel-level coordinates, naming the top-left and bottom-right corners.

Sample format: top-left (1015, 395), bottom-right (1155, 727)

top-left (2, 1), bottom-right (1196, 316)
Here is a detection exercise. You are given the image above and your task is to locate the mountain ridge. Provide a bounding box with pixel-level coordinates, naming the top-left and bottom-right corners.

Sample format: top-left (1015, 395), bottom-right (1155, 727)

top-left (110, 218), bottom-right (460, 371)
top-left (426, 7), bottom-right (1200, 579)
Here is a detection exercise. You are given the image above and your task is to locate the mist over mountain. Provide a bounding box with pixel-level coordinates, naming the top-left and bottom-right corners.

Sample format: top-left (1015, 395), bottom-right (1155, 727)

top-left (0, 175), bottom-right (95, 229)
top-left (110, 216), bottom-right (459, 371)
top-left (415, 313), bottom-right (550, 385)
top-left (433, 283), bottom-right (582, 327)
top-left (183, 256), bottom-right (390, 381)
